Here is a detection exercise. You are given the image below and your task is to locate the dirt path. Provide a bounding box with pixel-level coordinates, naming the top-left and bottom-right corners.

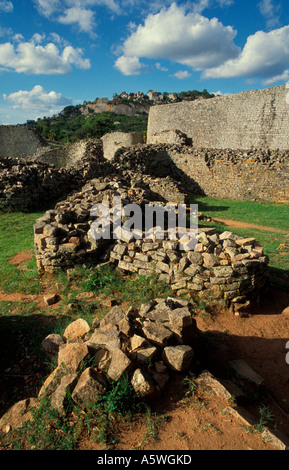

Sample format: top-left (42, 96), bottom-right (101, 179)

top-left (212, 217), bottom-right (289, 234)
top-left (8, 250), bottom-right (34, 266)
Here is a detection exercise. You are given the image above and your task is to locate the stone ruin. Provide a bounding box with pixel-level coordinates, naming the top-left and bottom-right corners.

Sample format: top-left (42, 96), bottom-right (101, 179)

top-left (28, 297), bottom-right (199, 417)
top-left (2, 296), bottom-right (288, 449)
top-left (109, 230), bottom-right (269, 315)
top-left (1, 130), bottom-right (287, 449)
top-left (33, 169), bottom-right (270, 314)
top-left (0, 126), bottom-right (271, 314)
top-left (0, 297), bottom-right (200, 429)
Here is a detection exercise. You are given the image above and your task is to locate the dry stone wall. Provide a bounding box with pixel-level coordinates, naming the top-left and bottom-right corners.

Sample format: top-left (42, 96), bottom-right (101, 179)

top-left (28, 140), bottom-right (105, 171)
top-left (34, 174), bottom-right (270, 312)
top-left (113, 143), bottom-right (289, 203)
top-left (0, 157), bottom-right (85, 212)
top-left (0, 125), bottom-right (48, 158)
top-left (109, 228), bottom-right (269, 313)
top-left (147, 85), bottom-right (289, 150)
top-left (166, 146), bottom-right (289, 203)
top-left (101, 132), bottom-right (144, 161)
top-left (34, 174), bottom-right (188, 274)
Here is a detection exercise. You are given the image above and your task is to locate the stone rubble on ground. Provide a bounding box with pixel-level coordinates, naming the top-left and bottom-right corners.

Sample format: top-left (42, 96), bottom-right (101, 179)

top-left (0, 297), bottom-right (199, 429)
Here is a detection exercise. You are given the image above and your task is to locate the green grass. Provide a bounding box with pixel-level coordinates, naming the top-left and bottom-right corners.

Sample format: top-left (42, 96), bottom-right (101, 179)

top-left (0, 211), bottom-right (44, 294)
top-left (191, 195), bottom-right (289, 231)
top-left (62, 263), bottom-right (173, 309)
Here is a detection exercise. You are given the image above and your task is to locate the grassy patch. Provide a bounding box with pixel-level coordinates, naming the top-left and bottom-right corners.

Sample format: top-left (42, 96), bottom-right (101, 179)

top-left (60, 263), bottom-right (173, 310)
top-left (191, 195), bottom-right (289, 231)
top-left (0, 211), bottom-right (44, 294)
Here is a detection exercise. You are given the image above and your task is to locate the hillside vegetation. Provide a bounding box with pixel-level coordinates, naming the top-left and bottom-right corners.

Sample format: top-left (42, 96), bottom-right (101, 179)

top-left (34, 109), bottom-right (148, 145)
top-left (32, 89), bottom-right (214, 145)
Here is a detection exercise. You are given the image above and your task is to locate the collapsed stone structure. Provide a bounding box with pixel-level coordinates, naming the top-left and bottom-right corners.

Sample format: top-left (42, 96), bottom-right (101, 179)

top-left (114, 143), bottom-right (289, 203)
top-left (33, 174), bottom-right (189, 274)
top-left (33, 169), bottom-right (269, 313)
top-left (0, 297), bottom-right (200, 427)
top-left (36, 297), bottom-right (199, 416)
top-left (0, 157), bottom-right (84, 212)
top-left (109, 229), bottom-right (269, 314)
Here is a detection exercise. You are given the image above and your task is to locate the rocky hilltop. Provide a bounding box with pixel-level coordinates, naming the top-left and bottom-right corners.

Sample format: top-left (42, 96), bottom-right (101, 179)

top-left (82, 89), bottom-right (215, 117)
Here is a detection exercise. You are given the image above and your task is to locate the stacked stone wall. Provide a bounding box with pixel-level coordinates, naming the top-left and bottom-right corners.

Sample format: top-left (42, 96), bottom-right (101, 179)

top-left (113, 144), bottom-right (289, 203)
top-left (0, 157), bottom-right (86, 212)
top-left (0, 125), bottom-right (48, 158)
top-left (147, 85), bottom-right (289, 150)
top-left (109, 228), bottom-right (269, 314)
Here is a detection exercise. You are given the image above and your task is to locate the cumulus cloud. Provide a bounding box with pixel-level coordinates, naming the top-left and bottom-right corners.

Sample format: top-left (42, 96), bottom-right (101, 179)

top-left (3, 85), bottom-right (72, 114)
top-left (0, 36), bottom-right (91, 74)
top-left (115, 3), bottom-right (240, 75)
top-left (0, 1), bottom-right (13, 12)
top-left (58, 7), bottom-right (96, 36)
top-left (173, 70), bottom-right (192, 79)
top-left (114, 55), bottom-right (150, 75)
top-left (204, 25), bottom-right (289, 84)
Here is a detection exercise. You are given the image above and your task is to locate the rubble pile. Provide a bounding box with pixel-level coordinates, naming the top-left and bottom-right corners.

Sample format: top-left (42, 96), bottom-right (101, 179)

top-left (27, 297), bottom-right (198, 417)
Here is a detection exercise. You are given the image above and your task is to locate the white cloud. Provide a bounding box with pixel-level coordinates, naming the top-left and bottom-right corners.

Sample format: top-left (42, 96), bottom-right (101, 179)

top-left (0, 26), bottom-right (12, 37)
top-left (0, 37), bottom-right (91, 74)
top-left (258, 0), bottom-right (281, 29)
top-left (58, 7), bottom-right (96, 35)
top-left (114, 55), bottom-right (149, 75)
top-left (34, 0), bottom-right (122, 34)
top-left (115, 3), bottom-right (240, 75)
top-left (193, 0), bottom-right (234, 14)
top-left (4, 85), bottom-right (72, 112)
top-left (12, 33), bottom-right (24, 42)
top-left (155, 62), bottom-right (168, 72)
top-left (204, 25), bottom-right (289, 84)
top-left (34, 0), bottom-right (60, 17)
top-left (0, 1), bottom-right (13, 12)
top-left (173, 70), bottom-right (192, 79)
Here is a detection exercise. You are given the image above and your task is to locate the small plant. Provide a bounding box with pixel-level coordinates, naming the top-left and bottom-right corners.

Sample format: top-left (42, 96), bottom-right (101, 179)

top-left (254, 404), bottom-right (274, 434)
top-left (83, 264), bottom-right (118, 294)
top-left (135, 408), bottom-right (168, 449)
top-left (99, 374), bottom-right (137, 416)
top-left (0, 397), bottom-right (80, 450)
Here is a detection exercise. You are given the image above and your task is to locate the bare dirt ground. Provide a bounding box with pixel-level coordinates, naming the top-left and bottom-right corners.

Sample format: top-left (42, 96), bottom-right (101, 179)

top-left (1, 250), bottom-right (289, 450)
top-left (81, 287), bottom-right (289, 451)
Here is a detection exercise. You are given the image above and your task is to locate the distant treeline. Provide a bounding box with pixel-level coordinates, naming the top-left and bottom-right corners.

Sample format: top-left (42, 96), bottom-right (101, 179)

top-left (33, 108), bottom-right (148, 144)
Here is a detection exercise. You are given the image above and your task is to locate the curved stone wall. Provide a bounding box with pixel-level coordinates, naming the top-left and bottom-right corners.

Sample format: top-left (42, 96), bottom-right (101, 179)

top-left (147, 85), bottom-right (289, 150)
top-left (0, 125), bottom-right (48, 158)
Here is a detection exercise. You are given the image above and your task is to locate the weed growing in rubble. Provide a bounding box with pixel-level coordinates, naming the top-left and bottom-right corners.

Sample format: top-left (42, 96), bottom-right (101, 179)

top-left (0, 374), bottom-right (147, 450)
top-left (84, 264), bottom-right (119, 294)
top-left (98, 374), bottom-right (137, 415)
top-left (254, 405), bottom-right (274, 433)
top-left (133, 407), bottom-right (169, 450)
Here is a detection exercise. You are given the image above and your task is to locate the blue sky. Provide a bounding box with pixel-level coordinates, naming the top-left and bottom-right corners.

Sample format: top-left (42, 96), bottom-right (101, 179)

top-left (0, 0), bottom-right (289, 124)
